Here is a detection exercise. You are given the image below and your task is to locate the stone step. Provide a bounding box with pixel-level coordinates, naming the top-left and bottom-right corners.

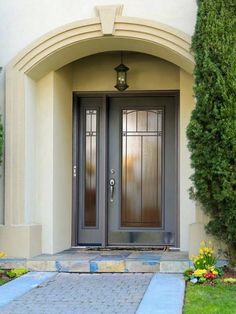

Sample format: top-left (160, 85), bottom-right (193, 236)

top-left (0, 249), bottom-right (227, 273)
top-left (0, 250), bottom-right (193, 273)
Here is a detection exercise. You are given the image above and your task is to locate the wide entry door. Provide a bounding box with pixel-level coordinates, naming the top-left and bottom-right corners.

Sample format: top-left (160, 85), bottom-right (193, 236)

top-left (108, 96), bottom-right (178, 246)
top-left (75, 94), bottom-right (178, 246)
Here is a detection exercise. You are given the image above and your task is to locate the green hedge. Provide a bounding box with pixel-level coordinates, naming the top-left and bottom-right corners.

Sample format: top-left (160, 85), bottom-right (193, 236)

top-left (187, 0), bottom-right (236, 264)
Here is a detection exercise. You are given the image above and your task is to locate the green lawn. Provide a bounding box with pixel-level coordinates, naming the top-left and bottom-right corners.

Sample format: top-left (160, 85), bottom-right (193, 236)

top-left (183, 283), bottom-right (236, 314)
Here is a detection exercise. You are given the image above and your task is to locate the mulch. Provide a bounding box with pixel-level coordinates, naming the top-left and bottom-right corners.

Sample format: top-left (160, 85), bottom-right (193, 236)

top-left (0, 270), bottom-right (11, 285)
top-left (222, 266), bottom-right (236, 279)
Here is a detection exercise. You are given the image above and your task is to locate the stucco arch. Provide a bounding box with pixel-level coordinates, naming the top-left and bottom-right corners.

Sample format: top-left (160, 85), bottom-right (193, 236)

top-left (9, 16), bottom-right (194, 78)
top-left (3, 15), bottom-right (195, 257)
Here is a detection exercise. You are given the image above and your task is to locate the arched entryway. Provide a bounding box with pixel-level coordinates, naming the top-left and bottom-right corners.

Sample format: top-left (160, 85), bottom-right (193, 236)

top-left (2, 13), bottom-right (195, 257)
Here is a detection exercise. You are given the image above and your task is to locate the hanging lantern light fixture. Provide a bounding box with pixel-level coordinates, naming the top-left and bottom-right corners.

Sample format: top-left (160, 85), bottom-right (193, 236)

top-left (114, 51), bottom-right (129, 91)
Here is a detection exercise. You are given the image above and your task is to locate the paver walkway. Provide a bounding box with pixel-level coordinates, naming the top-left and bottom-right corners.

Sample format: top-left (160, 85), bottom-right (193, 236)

top-left (1, 273), bottom-right (153, 314)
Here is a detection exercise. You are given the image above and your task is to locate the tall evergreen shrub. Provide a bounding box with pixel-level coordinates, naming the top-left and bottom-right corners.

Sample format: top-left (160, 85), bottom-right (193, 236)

top-left (187, 0), bottom-right (236, 264)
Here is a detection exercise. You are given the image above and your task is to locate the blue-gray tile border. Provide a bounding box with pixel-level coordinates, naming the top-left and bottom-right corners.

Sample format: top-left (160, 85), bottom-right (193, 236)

top-left (0, 272), bottom-right (56, 307)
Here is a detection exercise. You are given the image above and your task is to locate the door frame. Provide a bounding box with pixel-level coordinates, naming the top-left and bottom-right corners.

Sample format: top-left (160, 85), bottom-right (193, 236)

top-left (72, 91), bottom-right (180, 247)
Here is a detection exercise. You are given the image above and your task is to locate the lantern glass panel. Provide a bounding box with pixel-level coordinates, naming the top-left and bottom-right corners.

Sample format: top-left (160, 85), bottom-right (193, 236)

top-left (118, 71), bottom-right (126, 84)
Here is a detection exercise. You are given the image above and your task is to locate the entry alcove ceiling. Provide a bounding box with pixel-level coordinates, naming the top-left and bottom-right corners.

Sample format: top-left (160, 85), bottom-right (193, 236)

top-left (70, 51), bottom-right (180, 91)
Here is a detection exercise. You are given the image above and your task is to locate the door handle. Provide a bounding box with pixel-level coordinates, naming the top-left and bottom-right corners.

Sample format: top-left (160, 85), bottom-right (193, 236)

top-left (109, 178), bottom-right (115, 202)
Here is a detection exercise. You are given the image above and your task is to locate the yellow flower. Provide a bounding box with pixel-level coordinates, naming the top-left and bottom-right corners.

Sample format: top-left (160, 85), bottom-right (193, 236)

top-left (0, 251), bottom-right (6, 258)
top-left (193, 269), bottom-right (207, 277)
top-left (223, 278), bottom-right (236, 284)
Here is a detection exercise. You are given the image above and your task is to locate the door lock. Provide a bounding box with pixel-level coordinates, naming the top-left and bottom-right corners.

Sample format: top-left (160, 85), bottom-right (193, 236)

top-left (109, 178), bottom-right (115, 202)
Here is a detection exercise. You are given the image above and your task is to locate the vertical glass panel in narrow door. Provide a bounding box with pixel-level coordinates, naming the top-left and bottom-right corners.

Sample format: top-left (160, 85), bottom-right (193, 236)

top-left (78, 98), bottom-right (103, 245)
top-left (84, 110), bottom-right (97, 227)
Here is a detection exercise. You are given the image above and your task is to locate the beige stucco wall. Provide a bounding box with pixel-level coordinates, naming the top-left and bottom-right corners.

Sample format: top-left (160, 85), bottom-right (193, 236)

top-left (179, 69), bottom-right (196, 250)
top-left (0, 1), bottom-right (197, 66)
top-left (53, 66), bottom-right (73, 253)
top-left (3, 67), bottom-right (73, 256)
top-left (37, 72), bottom-right (55, 252)
top-left (36, 67), bottom-right (72, 254)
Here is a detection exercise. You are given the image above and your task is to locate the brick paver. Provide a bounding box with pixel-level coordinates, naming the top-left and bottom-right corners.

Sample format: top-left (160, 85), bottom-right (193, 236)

top-left (1, 273), bottom-right (153, 314)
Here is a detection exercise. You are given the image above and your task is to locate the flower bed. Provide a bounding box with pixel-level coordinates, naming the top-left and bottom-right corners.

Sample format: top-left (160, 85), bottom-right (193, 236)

top-left (184, 241), bottom-right (236, 285)
top-left (184, 241), bottom-right (223, 284)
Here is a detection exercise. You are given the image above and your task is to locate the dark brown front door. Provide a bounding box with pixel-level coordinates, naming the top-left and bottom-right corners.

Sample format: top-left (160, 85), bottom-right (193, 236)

top-left (73, 93), bottom-right (178, 246)
top-left (107, 96), bottom-right (178, 245)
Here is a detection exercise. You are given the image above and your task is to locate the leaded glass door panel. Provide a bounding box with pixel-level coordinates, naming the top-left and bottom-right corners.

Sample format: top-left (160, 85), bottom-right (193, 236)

top-left (108, 96), bottom-right (178, 246)
top-left (77, 97), bottom-right (104, 245)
